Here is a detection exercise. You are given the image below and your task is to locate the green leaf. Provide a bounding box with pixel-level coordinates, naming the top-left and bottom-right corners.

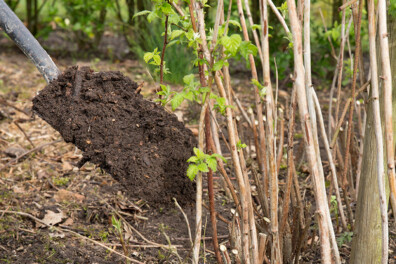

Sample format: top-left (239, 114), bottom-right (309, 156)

top-left (251, 24), bottom-right (261, 31)
top-left (143, 52), bottom-right (153, 63)
top-left (161, 2), bottom-right (174, 15)
top-left (152, 54), bottom-right (161, 65)
top-left (211, 153), bottom-right (227, 163)
top-left (221, 34), bottom-right (242, 55)
top-left (133, 10), bottom-right (151, 19)
top-left (171, 92), bottom-right (185, 110)
top-left (212, 60), bottom-right (224, 71)
top-left (206, 157), bottom-right (218, 172)
top-left (252, 79), bottom-right (264, 89)
top-left (228, 20), bottom-right (242, 30)
top-left (170, 30), bottom-right (184, 40)
top-left (183, 74), bottom-right (195, 85)
top-left (193, 147), bottom-right (205, 159)
top-left (187, 164), bottom-right (199, 181)
top-left (200, 87), bottom-right (211, 94)
top-left (168, 13), bottom-right (180, 24)
top-left (183, 91), bottom-right (194, 101)
top-left (240, 41), bottom-right (258, 60)
top-left (197, 163), bottom-right (209, 172)
top-left (147, 11), bottom-right (157, 23)
top-left (187, 156), bottom-right (199, 163)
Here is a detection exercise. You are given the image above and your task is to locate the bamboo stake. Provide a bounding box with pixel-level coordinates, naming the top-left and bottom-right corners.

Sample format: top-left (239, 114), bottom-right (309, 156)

top-left (367, 0), bottom-right (389, 262)
top-left (286, 0), bottom-right (333, 261)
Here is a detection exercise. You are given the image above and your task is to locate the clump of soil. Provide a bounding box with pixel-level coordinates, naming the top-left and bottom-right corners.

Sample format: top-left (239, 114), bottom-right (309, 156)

top-left (32, 66), bottom-right (196, 206)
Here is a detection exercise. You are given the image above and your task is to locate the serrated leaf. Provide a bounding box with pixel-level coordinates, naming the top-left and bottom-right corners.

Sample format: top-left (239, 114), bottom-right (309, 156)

top-left (133, 10), bottom-right (151, 19)
top-left (211, 153), bottom-right (227, 163)
top-left (187, 156), bottom-right (199, 163)
top-left (240, 41), bottom-right (258, 60)
top-left (212, 60), bottom-right (224, 71)
top-left (147, 11), bottom-right (157, 23)
top-left (170, 30), bottom-right (184, 40)
top-left (168, 13), bottom-right (180, 24)
top-left (210, 93), bottom-right (218, 99)
top-left (221, 34), bottom-right (242, 55)
top-left (197, 163), bottom-right (209, 172)
top-left (161, 2), bottom-right (174, 15)
top-left (183, 74), bottom-right (195, 84)
top-left (193, 148), bottom-right (205, 159)
top-left (206, 157), bottom-right (218, 172)
top-left (216, 96), bottom-right (226, 106)
top-left (187, 164), bottom-right (199, 181)
top-left (228, 20), bottom-right (242, 30)
top-left (200, 87), bottom-right (211, 94)
top-left (152, 54), bottom-right (161, 65)
top-left (171, 92), bottom-right (184, 110)
top-left (143, 52), bottom-right (153, 63)
top-left (183, 91), bottom-right (194, 101)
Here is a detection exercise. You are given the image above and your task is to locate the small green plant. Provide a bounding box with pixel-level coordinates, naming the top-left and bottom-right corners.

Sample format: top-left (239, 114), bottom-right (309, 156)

top-left (337, 231), bottom-right (353, 247)
top-left (111, 215), bottom-right (129, 258)
top-left (330, 195), bottom-right (339, 225)
top-left (186, 148), bottom-right (226, 181)
top-left (52, 176), bottom-right (70, 186)
top-left (237, 140), bottom-right (247, 152)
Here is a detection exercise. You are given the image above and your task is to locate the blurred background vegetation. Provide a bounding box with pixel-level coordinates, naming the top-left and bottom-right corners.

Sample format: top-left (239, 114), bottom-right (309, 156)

top-left (1, 0), bottom-right (371, 84)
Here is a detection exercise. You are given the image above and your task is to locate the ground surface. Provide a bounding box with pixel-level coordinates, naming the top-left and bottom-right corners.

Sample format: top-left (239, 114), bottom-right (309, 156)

top-left (1, 48), bottom-right (396, 263)
top-left (0, 50), bottom-right (229, 263)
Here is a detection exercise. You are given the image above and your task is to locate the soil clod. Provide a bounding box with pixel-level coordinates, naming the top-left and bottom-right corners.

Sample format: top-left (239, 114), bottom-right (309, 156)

top-left (33, 66), bottom-right (196, 206)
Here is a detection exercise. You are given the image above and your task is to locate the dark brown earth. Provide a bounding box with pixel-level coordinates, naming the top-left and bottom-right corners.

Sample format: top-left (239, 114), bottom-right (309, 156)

top-left (32, 66), bottom-right (196, 206)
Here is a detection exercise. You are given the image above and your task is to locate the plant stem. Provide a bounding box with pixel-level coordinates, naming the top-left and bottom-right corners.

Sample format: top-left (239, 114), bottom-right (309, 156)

top-left (367, 0), bottom-right (389, 262)
top-left (286, 0), bottom-right (333, 261)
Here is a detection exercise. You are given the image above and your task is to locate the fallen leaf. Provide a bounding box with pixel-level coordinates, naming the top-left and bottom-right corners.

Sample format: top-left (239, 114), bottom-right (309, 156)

top-left (62, 217), bottom-right (74, 226)
top-left (62, 161), bottom-right (73, 171)
top-left (4, 145), bottom-right (25, 158)
top-left (40, 209), bottom-right (64, 226)
top-left (54, 189), bottom-right (85, 203)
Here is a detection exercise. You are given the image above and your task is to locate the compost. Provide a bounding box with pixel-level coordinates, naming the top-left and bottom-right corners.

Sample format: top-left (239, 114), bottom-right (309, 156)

top-left (32, 66), bottom-right (196, 206)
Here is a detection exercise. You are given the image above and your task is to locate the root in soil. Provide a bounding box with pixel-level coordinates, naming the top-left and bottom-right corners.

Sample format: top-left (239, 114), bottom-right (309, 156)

top-left (32, 66), bottom-right (196, 206)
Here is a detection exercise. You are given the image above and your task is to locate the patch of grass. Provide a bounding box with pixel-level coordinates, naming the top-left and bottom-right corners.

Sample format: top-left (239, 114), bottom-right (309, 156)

top-left (52, 176), bottom-right (70, 186)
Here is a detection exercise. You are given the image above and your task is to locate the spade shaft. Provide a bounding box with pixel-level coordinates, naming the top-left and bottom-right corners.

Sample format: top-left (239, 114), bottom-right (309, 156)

top-left (0, 0), bottom-right (60, 83)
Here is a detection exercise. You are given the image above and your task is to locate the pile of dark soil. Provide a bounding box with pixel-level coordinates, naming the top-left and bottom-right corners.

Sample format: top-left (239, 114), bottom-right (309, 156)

top-left (32, 66), bottom-right (196, 206)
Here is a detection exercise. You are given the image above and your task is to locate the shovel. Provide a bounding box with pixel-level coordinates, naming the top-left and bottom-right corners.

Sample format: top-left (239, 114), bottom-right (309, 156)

top-left (0, 0), bottom-right (59, 83)
top-left (0, 0), bottom-right (196, 206)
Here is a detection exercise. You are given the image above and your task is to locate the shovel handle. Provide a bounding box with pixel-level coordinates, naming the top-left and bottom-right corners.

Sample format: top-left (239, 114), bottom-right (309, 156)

top-left (0, 0), bottom-right (60, 83)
